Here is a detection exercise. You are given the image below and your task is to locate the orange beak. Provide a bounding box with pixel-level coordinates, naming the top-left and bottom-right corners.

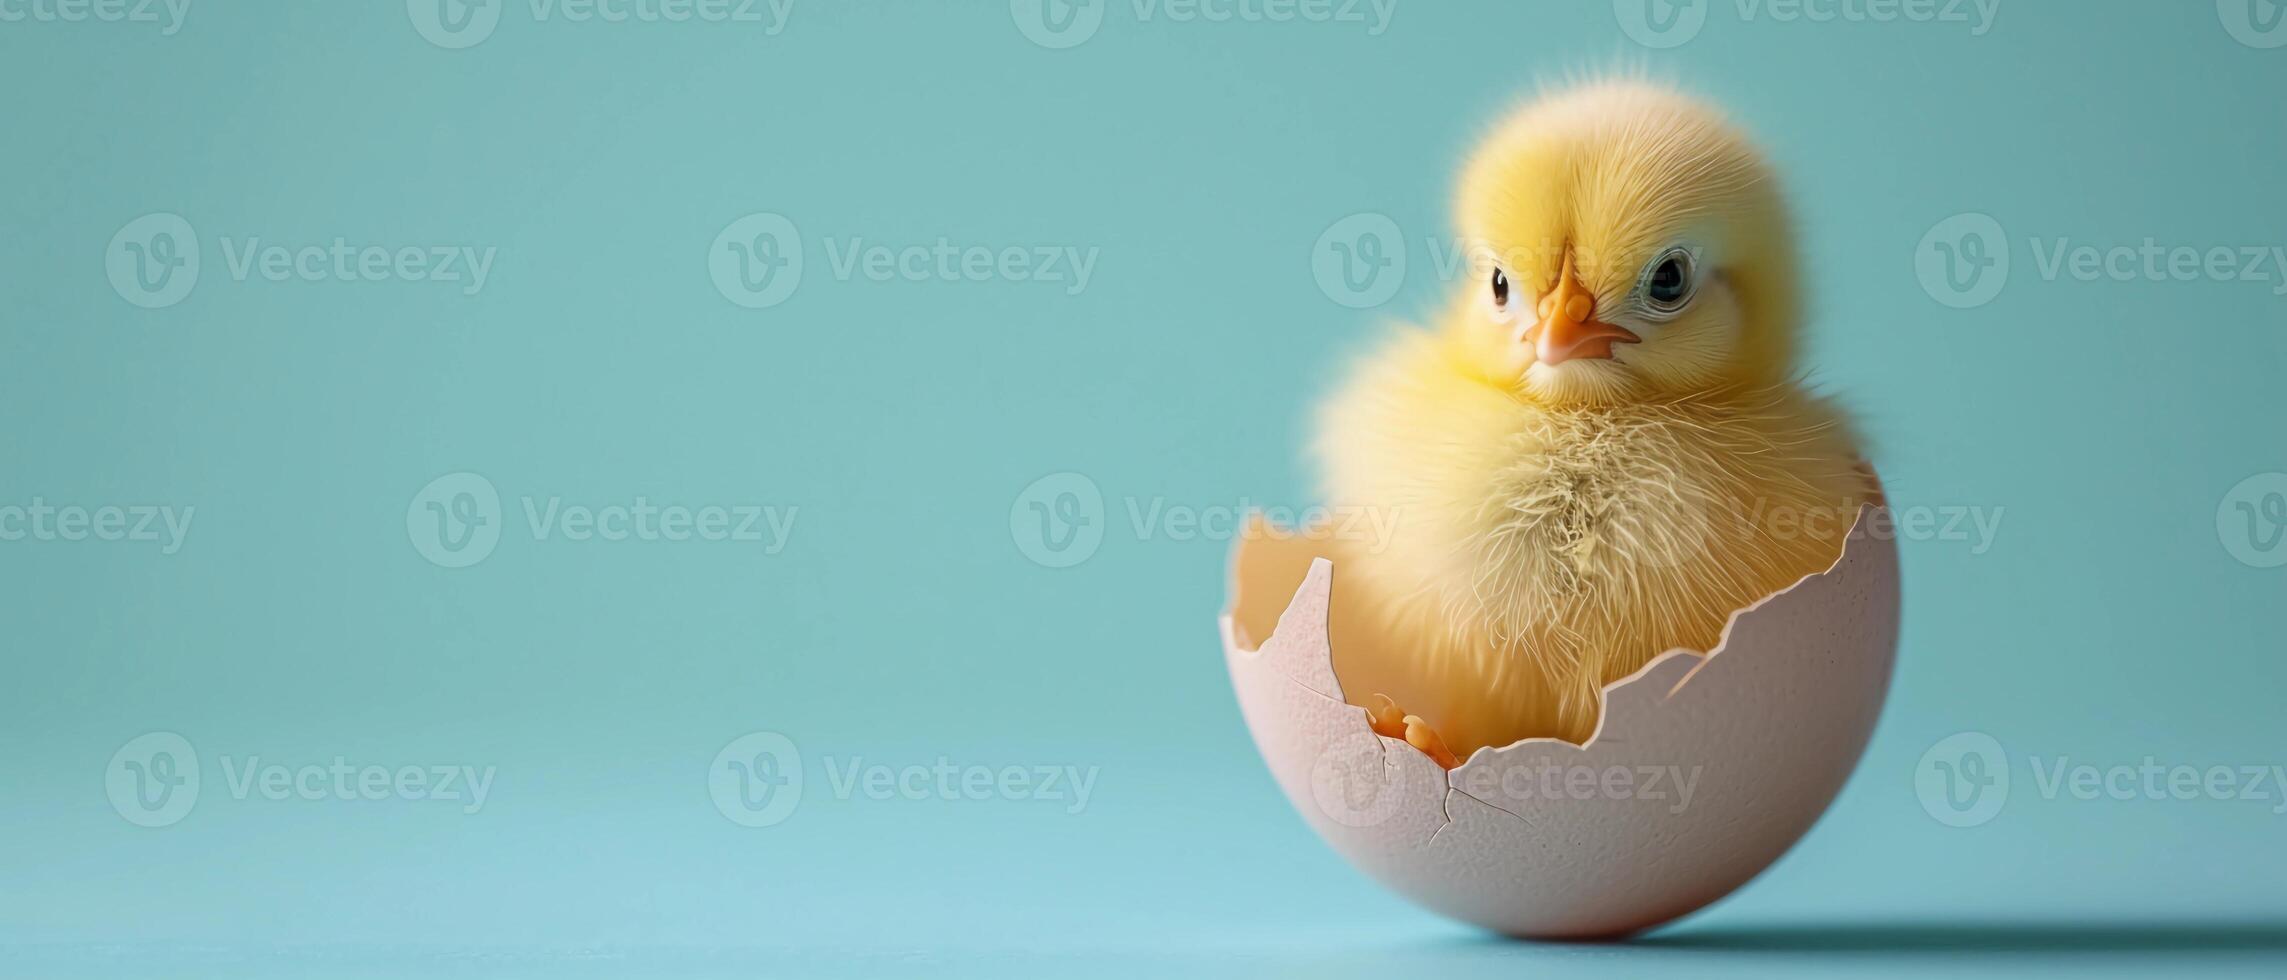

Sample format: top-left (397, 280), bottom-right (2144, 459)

top-left (1526, 254), bottom-right (1640, 366)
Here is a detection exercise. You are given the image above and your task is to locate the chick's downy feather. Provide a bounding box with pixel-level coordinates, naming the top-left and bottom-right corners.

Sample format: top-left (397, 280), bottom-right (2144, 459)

top-left (1316, 82), bottom-right (1873, 758)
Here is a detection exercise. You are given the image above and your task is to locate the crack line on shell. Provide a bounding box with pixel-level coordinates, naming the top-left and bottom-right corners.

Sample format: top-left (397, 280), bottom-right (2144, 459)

top-left (1259, 666), bottom-right (1457, 837)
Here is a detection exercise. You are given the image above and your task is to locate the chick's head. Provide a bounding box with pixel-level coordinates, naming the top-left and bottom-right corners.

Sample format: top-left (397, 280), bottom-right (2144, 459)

top-left (1450, 81), bottom-right (1800, 406)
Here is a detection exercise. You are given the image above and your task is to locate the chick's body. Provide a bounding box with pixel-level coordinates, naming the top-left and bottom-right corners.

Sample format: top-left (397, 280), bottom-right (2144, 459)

top-left (1320, 330), bottom-right (1869, 754)
top-left (1318, 82), bottom-right (1873, 759)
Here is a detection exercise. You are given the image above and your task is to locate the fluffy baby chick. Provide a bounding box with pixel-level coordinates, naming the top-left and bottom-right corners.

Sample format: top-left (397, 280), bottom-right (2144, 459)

top-left (1318, 81), bottom-right (1875, 765)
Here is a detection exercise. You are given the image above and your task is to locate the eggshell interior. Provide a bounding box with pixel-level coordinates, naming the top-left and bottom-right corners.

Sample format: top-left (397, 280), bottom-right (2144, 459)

top-left (1222, 506), bottom-right (1901, 939)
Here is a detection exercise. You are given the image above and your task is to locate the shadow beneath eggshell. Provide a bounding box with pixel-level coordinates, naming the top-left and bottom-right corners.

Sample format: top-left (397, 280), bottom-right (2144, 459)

top-left (1634, 920), bottom-right (2287, 955)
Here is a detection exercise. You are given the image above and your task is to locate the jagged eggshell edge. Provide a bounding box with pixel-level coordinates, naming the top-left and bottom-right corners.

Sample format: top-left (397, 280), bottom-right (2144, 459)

top-left (1220, 505), bottom-right (1901, 939)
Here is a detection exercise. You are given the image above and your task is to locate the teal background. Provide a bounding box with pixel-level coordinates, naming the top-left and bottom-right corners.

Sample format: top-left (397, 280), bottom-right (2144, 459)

top-left (3, 1), bottom-right (2284, 977)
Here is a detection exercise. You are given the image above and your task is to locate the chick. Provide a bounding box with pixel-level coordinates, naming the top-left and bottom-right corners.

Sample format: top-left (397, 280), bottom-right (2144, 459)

top-left (1318, 82), bottom-right (1875, 765)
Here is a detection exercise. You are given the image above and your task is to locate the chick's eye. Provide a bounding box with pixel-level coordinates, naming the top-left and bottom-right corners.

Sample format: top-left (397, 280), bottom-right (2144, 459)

top-left (1490, 268), bottom-right (1511, 310)
top-left (1642, 248), bottom-right (1696, 315)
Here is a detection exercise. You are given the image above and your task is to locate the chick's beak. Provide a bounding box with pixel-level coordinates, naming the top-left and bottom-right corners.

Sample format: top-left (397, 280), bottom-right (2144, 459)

top-left (1526, 257), bottom-right (1640, 366)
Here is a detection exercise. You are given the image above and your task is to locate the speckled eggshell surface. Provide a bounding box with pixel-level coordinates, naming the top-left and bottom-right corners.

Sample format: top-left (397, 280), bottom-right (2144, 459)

top-left (1221, 506), bottom-right (1901, 939)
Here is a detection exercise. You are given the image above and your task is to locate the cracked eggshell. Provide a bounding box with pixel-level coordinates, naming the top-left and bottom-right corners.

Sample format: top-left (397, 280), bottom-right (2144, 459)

top-left (1221, 506), bottom-right (1900, 939)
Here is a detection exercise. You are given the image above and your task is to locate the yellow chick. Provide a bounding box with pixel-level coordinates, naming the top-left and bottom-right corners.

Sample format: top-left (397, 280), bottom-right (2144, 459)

top-left (1317, 81), bottom-right (1876, 765)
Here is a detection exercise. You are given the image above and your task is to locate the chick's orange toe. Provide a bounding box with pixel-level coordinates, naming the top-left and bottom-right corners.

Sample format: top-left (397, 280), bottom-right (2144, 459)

top-left (1366, 694), bottom-right (1409, 740)
top-left (1402, 715), bottom-right (1461, 770)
